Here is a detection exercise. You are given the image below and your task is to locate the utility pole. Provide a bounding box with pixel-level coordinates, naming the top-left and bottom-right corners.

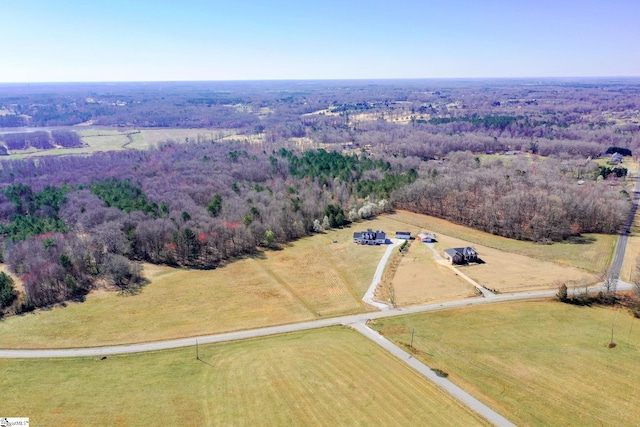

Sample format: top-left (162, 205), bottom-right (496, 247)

top-left (196, 339), bottom-right (199, 360)
top-left (410, 328), bottom-right (415, 349)
top-left (610, 309), bottom-right (620, 347)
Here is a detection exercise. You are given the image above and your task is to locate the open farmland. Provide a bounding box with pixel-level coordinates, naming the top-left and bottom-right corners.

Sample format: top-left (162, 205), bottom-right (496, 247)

top-left (387, 210), bottom-right (617, 273)
top-left (620, 211), bottom-right (640, 282)
top-left (1, 127), bottom-right (236, 158)
top-left (370, 301), bottom-right (640, 427)
top-left (388, 241), bottom-right (478, 305)
top-left (433, 234), bottom-right (598, 292)
top-left (0, 211), bottom-right (612, 348)
top-left (0, 326), bottom-right (490, 426)
top-left (0, 217), bottom-right (408, 349)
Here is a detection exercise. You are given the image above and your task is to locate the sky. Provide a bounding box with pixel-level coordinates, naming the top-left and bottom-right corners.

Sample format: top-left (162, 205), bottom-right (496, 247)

top-left (1, 0), bottom-right (638, 82)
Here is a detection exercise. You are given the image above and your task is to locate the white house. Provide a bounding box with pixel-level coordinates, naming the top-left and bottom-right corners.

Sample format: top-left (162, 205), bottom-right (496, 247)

top-left (416, 232), bottom-right (436, 242)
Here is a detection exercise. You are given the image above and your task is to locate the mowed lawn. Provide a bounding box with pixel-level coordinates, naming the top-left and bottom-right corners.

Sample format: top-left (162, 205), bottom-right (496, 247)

top-left (0, 327), bottom-right (489, 427)
top-left (386, 210), bottom-right (617, 273)
top-left (371, 301), bottom-right (640, 427)
top-left (0, 218), bottom-right (400, 349)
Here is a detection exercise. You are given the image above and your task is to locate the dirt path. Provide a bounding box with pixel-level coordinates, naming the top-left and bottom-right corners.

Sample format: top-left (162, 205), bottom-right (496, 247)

top-left (425, 242), bottom-right (495, 298)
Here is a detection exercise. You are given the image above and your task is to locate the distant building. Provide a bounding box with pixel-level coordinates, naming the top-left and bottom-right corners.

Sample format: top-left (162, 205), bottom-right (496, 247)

top-left (395, 231), bottom-right (411, 240)
top-left (353, 229), bottom-right (387, 245)
top-left (416, 232), bottom-right (436, 242)
top-left (444, 247), bottom-right (478, 264)
top-left (611, 152), bottom-right (624, 164)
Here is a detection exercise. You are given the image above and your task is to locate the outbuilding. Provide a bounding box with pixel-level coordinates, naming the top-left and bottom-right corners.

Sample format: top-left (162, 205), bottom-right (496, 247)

top-left (416, 232), bottom-right (436, 242)
top-left (395, 231), bottom-right (411, 240)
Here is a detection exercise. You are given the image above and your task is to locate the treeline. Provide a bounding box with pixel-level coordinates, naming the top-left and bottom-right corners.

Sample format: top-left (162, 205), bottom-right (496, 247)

top-left (393, 152), bottom-right (630, 242)
top-left (0, 142), bottom-right (407, 311)
top-left (0, 130), bottom-right (83, 151)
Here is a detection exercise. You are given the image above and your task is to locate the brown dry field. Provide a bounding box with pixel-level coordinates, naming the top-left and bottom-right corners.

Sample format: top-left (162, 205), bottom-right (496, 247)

top-left (390, 241), bottom-right (477, 305)
top-left (620, 212), bottom-right (640, 283)
top-left (387, 210), bottom-right (614, 272)
top-left (0, 211), bottom-right (613, 348)
top-left (433, 234), bottom-right (597, 292)
top-left (620, 163), bottom-right (640, 283)
top-left (0, 217), bottom-right (401, 348)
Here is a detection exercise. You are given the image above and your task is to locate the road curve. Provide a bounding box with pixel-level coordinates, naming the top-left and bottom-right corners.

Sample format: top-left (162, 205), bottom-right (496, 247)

top-left (0, 282), bottom-right (632, 359)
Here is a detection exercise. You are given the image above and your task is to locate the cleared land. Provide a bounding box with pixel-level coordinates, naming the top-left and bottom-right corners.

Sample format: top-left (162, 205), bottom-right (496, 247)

top-left (2, 128), bottom-right (235, 158)
top-left (386, 210), bottom-right (616, 273)
top-left (619, 165), bottom-right (640, 283)
top-left (0, 218), bottom-right (404, 349)
top-left (371, 300), bottom-right (640, 427)
top-left (0, 211), bottom-right (615, 348)
top-left (389, 241), bottom-right (477, 305)
top-left (433, 234), bottom-right (597, 292)
top-left (620, 212), bottom-right (640, 282)
top-left (0, 326), bottom-right (489, 426)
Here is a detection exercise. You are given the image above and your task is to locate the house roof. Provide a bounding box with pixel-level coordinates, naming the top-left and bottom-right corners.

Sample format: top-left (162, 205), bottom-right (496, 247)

top-left (445, 247), bottom-right (478, 257)
top-left (417, 232), bottom-right (436, 239)
top-left (444, 248), bottom-right (461, 257)
top-left (396, 231), bottom-right (411, 235)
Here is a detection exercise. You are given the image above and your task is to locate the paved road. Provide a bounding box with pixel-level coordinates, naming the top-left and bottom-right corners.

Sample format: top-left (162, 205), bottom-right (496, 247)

top-left (609, 170), bottom-right (640, 279)
top-left (1, 282), bottom-right (633, 359)
top-left (2, 243), bottom-right (637, 427)
top-left (351, 321), bottom-right (517, 427)
top-left (362, 239), bottom-right (401, 310)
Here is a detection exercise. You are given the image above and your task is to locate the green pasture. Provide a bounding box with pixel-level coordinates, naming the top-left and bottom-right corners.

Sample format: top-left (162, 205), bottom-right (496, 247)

top-left (371, 300), bottom-right (640, 427)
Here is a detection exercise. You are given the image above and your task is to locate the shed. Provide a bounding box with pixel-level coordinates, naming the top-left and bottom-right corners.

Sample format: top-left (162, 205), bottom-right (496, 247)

top-left (395, 231), bottom-right (411, 240)
top-left (416, 232), bottom-right (436, 242)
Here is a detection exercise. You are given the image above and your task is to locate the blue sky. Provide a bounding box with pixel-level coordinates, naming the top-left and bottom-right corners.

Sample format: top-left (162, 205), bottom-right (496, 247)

top-left (1, 0), bottom-right (638, 82)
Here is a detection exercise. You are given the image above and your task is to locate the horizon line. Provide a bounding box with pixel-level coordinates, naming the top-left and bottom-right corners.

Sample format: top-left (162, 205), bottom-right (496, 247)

top-left (1, 75), bottom-right (640, 85)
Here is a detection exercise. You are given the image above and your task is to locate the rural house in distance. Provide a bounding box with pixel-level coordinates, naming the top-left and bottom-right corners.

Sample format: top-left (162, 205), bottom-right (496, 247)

top-left (353, 229), bottom-right (387, 245)
top-left (395, 231), bottom-right (411, 240)
top-left (416, 232), bottom-right (437, 242)
top-left (444, 247), bottom-right (479, 264)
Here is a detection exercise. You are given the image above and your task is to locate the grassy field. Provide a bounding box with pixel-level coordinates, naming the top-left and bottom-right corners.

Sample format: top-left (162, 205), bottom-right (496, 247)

top-left (0, 327), bottom-right (490, 426)
top-left (0, 218), bottom-right (406, 349)
top-left (2, 128), bottom-right (236, 159)
top-left (371, 300), bottom-right (640, 427)
top-left (390, 241), bottom-right (477, 305)
top-left (387, 210), bottom-right (617, 273)
top-left (620, 211), bottom-right (640, 283)
top-left (433, 233), bottom-right (598, 292)
top-left (0, 211), bottom-right (613, 348)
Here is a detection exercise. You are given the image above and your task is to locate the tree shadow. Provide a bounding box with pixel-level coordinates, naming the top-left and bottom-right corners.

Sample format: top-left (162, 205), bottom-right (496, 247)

top-left (196, 357), bottom-right (215, 367)
top-left (117, 278), bottom-right (150, 296)
top-left (565, 235), bottom-right (596, 245)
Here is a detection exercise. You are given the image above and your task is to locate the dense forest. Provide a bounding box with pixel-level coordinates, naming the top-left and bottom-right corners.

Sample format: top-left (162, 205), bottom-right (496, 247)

top-left (0, 79), bottom-right (638, 313)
